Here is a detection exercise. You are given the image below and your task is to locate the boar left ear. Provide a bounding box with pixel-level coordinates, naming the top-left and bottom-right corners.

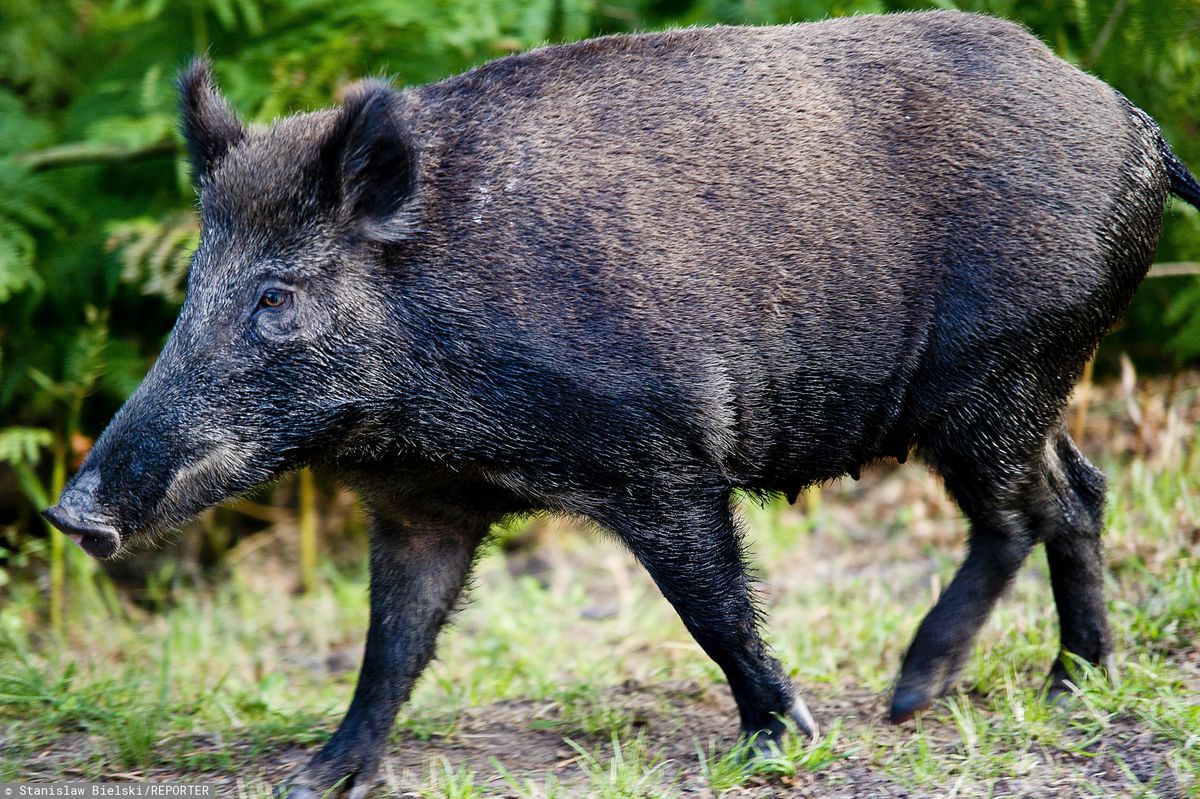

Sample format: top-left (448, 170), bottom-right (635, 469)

top-left (178, 59), bottom-right (246, 182)
top-left (325, 81), bottom-right (418, 242)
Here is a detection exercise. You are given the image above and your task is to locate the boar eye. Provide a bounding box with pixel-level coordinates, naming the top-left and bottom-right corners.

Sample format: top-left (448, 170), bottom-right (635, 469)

top-left (256, 288), bottom-right (291, 311)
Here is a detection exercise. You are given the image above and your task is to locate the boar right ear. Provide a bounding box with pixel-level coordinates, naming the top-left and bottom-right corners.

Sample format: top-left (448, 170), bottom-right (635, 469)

top-left (324, 82), bottom-right (417, 242)
top-left (178, 59), bottom-right (246, 182)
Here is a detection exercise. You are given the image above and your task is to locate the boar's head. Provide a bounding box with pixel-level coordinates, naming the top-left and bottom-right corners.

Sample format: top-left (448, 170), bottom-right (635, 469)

top-left (44, 61), bottom-right (418, 558)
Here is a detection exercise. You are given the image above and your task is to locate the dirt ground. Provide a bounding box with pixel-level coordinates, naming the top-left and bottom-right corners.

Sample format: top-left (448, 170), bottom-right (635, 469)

top-left (17, 674), bottom-right (1192, 797)
top-left (9, 372), bottom-right (1199, 797)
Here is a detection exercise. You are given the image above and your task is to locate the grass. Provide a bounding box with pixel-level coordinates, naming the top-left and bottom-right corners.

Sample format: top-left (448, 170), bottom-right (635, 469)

top-left (0, 378), bottom-right (1197, 797)
top-left (420, 759), bottom-right (488, 799)
top-left (567, 734), bottom-right (678, 799)
top-left (696, 717), bottom-right (845, 793)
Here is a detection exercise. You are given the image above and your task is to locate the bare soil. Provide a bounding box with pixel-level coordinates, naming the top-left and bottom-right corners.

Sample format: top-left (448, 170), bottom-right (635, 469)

top-left (9, 373), bottom-right (1199, 798)
top-left (15, 674), bottom-right (1190, 797)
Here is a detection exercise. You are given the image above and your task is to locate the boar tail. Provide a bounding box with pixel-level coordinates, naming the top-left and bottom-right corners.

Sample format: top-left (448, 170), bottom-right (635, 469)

top-left (1159, 136), bottom-right (1200, 210)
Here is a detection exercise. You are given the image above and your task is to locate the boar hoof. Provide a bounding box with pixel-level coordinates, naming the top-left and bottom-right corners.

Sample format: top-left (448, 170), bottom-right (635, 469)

top-left (743, 698), bottom-right (821, 759)
top-left (280, 788), bottom-right (319, 799)
top-left (279, 767), bottom-right (373, 799)
top-left (787, 697), bottom-right (819, 739)
top-left (1042, 663), bottom-right (1078, 706)
top-left (281, 784), bottom-right (369, 799)
top-left (887, 688), bottom-right (931, 724)
top-left (1042, 652), bottom-right (1115, 706)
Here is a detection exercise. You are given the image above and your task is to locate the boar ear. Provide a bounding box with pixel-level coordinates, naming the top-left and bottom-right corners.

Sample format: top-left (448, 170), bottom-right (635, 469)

top-left (326, 82), bottom-right (417, 242)
top-left (178, 59), bottom-right (246, 182)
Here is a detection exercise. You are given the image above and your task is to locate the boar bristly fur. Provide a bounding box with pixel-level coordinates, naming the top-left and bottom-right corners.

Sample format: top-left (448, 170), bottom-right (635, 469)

top-left (43, 11), bottom-right (1200, 797)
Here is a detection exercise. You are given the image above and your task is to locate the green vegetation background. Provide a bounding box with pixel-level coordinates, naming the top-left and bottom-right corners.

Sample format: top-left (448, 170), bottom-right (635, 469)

top-left (1, 0), bottom-right (1199, 586)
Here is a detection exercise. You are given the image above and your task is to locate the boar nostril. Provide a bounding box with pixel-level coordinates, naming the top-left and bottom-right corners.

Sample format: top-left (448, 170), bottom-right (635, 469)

top-left (40, 506), bottom-right (121, 559)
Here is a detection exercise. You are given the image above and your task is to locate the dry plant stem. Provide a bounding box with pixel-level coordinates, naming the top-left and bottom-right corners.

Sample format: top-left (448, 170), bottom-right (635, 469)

top-left (48, 440), bottom-right (66, 633)
top-left (1072, 357), bottom-right (1095, 442)
top-left (298, 468), bottom-right (319, 594)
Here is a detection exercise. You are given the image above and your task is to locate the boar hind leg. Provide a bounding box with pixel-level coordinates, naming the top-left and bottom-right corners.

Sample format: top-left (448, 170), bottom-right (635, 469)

top-left (282, 511), bottom-right (490, 799)
top-left (599, 490), bottom-right (816, 749)
top-left (889, 446), bottom-right (1047, 723)
top-left (1041, 428), bottom-right (1112, 700)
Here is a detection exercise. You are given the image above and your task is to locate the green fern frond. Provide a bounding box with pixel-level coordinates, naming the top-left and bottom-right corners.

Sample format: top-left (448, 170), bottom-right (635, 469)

top-left (0, 217), bottom-right (43, 304)
top-left (107, 213), bottom-right (200, 303)
top-left (0, 427), bottom-right (53, 468)
top-left (0, 175), bottom-right (61, 232)
top-left (0, 89), bottom-right (53, 156)
top-left (62, 307), bottom-right (112, 398)
top-left (0, 162), bottom-right (73, 303)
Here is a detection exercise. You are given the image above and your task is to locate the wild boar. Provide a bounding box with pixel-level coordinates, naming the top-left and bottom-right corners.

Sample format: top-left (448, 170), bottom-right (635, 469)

top-left (44, 9), bottom-right (1200, 797)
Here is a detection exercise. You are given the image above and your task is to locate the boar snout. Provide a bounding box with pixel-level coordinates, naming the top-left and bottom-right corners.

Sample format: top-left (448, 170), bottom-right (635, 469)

top-left (42, 473), bottom-right (122, 559)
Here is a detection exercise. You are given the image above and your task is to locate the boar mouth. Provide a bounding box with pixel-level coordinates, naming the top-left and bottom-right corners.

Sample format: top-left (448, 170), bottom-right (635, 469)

top-left (41, 506), bottom-right (122, 560)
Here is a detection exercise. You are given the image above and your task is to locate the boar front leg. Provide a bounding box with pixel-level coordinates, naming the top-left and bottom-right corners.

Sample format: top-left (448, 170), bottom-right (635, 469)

top-left (597, 488), bottom-right (817, 751)
top-left (282, 509), bottom-right (490, 799)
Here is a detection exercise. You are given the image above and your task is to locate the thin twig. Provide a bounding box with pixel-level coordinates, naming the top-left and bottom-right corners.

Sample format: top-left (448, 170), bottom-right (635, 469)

top-left (1147, 262), bottom-right (1200, 279)
top-left (12, 139), bottom-right (177, 171)
top-left (1086, 0), bottom-right (1129, 67)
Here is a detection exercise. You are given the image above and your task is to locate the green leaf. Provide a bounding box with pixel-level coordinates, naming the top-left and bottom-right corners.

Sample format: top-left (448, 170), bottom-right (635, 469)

top-left (0, 427), bottom-right (53, 467)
